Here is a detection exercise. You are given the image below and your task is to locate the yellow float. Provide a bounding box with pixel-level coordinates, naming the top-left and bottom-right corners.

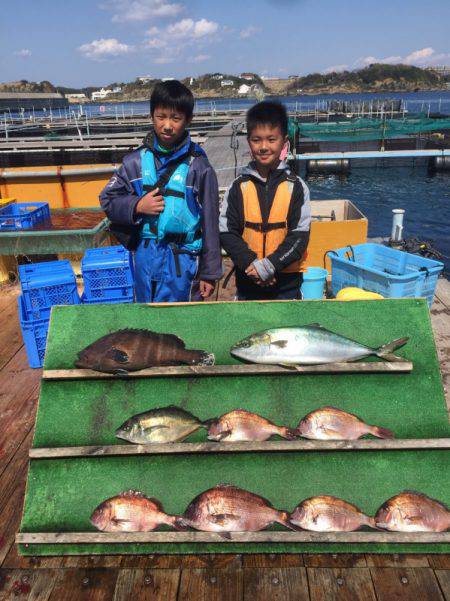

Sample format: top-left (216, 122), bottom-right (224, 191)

top-left (336, 287), bottom-right (384, 300)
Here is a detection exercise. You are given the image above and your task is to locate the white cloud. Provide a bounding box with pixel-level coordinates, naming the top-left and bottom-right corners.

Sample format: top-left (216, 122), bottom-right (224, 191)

top-left (323, 64), bottom-right (348, 74)
top-left (14, 49), bottom-right (32, 57)
top-left (78, 38), bottom-right (133, 60)
top-left (146, 25), bottom-right (159, 35)
top-left (355, 48), bottom-right (450, 68)
top-left (167, 18), bottom-right (218, 39)
top-left (102, 0), bottom-right (183, 23)
top-left (404, 47), bottom-right (434, 64)
top-left (380, 55), bottom-right (403, 64)
top-left (153, 55), bottom-right (175, 64)
top-left (240, 25), bottom-right (261, 39)
top-left (141, 16), bottom-right (221, 64)
top-left (188, 54), bottom-right (210, 63)
top-left (143, 37), bottom-right (167, 49)
top-left (402, 47), bottom-right (450, 66)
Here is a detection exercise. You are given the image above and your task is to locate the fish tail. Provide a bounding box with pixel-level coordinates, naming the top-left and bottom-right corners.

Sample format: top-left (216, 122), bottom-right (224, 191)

top-left (363, 515), bottom-right (378, 530)
top-left (277, 510), bottom-right (297, 530)
top-left (375, 337), bottom-right (409, 361)
top-left (173, 516), bottom-right (190, 531)
top-left (162, 514), bottom-right (180, 530)
top-left (198, 352), bottom-right (216, 366)
top-left (369, 425), bottom-right (395, 439)
top-left (278, 427), bottom-right (297, 440)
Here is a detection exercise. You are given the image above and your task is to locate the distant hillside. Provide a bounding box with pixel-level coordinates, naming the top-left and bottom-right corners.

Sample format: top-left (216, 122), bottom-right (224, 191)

top-left (1, 64), bottom-right (446, 100)
top-left (185, 73), bottom-right (265, 98)
top-left (286, 64), bottom-right (444, 94)
top-left (0, 80), bottom-right (57, 93)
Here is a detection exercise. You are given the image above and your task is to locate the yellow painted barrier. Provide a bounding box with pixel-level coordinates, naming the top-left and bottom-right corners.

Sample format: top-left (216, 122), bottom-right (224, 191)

top-left (0, 165), bottom-right (115, 209)
top-left (301, 199), bottom-right (368, 272)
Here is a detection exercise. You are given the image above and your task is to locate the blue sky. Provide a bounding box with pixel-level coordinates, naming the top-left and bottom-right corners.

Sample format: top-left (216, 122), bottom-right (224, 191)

top-left (1, 0), bottom-right (449, 87)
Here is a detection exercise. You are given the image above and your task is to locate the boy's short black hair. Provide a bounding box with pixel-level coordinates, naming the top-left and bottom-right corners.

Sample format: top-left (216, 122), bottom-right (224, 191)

top-left (246, 101), bottom-right (288, 137)
top-left (150, 80), bottom-right (194, 119)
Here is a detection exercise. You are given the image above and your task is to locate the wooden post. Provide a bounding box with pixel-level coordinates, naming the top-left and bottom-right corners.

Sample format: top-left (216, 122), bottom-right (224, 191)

top-left (16, 531), bottom-right (450, 545)
top-left (42, 361), bottom-right (413, 381)
top-left (28, 438), bottom-right (450, 460)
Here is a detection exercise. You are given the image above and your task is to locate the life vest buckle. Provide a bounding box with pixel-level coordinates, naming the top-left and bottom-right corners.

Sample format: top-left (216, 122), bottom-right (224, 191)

top-left (244, 220), bottom-right (287, 233)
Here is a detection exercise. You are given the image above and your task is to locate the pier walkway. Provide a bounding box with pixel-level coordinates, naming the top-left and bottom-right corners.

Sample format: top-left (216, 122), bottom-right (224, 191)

top-left (0, 278), bottom-right (449, 599)
top-left (203, 119), bottom-right (251, 188)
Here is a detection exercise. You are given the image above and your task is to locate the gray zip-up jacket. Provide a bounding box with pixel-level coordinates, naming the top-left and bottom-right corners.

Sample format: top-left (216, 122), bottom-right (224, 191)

top-left (219, 161), bottom-right (311, 275)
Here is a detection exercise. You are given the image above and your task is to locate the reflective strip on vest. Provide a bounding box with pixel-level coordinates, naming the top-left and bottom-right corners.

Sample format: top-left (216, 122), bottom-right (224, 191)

top-left (241, 179), bottom-right (301, 273)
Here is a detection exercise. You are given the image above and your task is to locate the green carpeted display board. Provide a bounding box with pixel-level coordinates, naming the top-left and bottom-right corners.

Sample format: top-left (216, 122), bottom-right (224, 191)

top-left (19, 299), bottom-right (450, 555)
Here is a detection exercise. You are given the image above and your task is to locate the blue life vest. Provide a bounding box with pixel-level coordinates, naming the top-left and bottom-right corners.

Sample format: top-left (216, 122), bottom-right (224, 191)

top-left (140, 149), bottom-right (202, 253)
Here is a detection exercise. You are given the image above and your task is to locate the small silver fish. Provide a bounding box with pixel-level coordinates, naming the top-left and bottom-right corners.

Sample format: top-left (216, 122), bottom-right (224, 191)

top-left (231, 324), bottom-right (408, 365)
top-left (116, 406), bottom-right (206, 444)
top-left (294, 406), bottom-right (394, 440)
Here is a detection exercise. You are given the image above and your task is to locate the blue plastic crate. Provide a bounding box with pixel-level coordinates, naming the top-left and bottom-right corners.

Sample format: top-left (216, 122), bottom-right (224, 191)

top-left (81, 294), bottom-right (133, 305)
top-left (19, 260), bottom-right (80, 320)
top-left (18, 295), bottom-right (49, 368)
top-left (19, 260), bottom-right (73, 280)
top-left (0, 201), bottom-right (50, 230)
top-left (82, 246), bottom-right (134, 302)
top-left (329, 243), bottom-right (444, 307)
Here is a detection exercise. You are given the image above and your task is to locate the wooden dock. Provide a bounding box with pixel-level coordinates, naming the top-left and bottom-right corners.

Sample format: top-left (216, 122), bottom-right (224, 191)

top-left (0, 280), bottom-right (449, 599)
top-left (203, 119), bottom-right (252, 188)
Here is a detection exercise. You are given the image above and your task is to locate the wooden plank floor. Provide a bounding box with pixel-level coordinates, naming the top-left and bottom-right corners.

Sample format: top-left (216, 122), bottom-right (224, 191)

top-left (0, 279), bottom-right (449, 600)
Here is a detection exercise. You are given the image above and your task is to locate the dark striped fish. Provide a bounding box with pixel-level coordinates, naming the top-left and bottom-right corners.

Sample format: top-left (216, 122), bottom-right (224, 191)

top-left (76, 329), bottom-right (215, 373)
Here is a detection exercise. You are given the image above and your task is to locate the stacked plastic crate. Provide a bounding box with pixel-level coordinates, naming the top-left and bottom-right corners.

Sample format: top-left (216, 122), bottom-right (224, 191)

top-left (18, 260), bottom-right (80, 368)
top-left (0, 201), bottom-right (50, 230)
top-left (81, 246), bottom-right (134, 304)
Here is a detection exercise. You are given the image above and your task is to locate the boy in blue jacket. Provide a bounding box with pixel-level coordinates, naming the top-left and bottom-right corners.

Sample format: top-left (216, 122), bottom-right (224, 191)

top-left (100, 80), bottom-right (222, 302)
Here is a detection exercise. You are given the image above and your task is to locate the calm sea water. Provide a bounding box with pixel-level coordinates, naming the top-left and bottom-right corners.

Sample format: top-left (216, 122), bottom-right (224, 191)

top-left (305, 165), bottom-right (450, 276)
top-left (10, 90), bottom-right (447, 120)
top-left (71, 89), bottom-right (450, 118)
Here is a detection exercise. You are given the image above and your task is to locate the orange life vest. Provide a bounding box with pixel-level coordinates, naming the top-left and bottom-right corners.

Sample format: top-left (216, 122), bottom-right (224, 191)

top-left (241, 178), bottom-right (302, 273)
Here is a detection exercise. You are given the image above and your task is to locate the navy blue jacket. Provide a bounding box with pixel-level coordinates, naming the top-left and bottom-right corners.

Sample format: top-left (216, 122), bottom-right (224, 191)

top-left (100, 133), bottom-right (222, 281)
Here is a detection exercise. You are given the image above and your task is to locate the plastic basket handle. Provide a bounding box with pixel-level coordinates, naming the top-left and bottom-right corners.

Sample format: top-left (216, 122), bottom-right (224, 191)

top-left (323, 249), bottom-right (338, 268)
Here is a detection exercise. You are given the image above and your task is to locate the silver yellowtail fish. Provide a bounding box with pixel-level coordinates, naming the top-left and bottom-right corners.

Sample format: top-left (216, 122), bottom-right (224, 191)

top-left (230, 324), bottom-right (408, 365)
top-left (116, 406), bottom-right (206, 444)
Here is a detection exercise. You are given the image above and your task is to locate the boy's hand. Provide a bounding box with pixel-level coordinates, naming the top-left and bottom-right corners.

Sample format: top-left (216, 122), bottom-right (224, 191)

top-left (136, 188), bottom-right (165, 215)
top-left (245, 264), bottom-right (260, 281)
top-left (258, 277), bottom-right (276, 287)
top-left (199, 280), bottom-right (215, 298)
